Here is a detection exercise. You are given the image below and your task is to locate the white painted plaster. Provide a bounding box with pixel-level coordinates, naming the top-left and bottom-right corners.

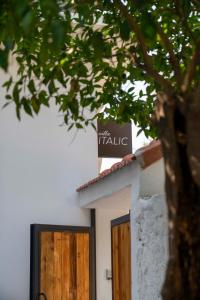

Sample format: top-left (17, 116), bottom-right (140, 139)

top-left (0, 68), bottom-right (98, 300)
top-left (78, 155), bottom-right (167, 300)
top-left (78, 161), bottom-right (140, 208)
top-left (96, 209), bottom-right (129, 300)
top-left (84, 186), bottom-right (131, 209)
top-left (140, 159), bottom-right (165, 197)
top-left (131, 194), bottom-right (168, 300)
top-left (78, 161), bottom-right (141, 300)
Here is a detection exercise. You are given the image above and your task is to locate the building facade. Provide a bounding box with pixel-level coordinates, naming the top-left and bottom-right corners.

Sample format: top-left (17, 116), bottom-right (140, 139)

top-left (1, 65), bottom-right (168, 300)
top-left (0, 67), bottom-right (98, 300)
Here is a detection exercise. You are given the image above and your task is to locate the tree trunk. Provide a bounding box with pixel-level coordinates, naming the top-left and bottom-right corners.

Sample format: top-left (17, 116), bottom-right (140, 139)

top-left (156, 92), bottom-right (200, 300)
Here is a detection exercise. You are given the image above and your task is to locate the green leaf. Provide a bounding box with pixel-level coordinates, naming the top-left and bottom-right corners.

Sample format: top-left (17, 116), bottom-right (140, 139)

top-left (13, 84), bottom-right (20, 103)
top-left (68, 123), bottom-right (74, 131)
top-left (23, 100), bottom-right (33, 117)
top-left (16, 105), bottom-right (21, 121)
top-left (28, 80), bottom-right (36, 94)
top-left (2, 77), bottom-right (12, 92)
top-left (91, 122), bottom-right (96, 131)
top-left (39, 90), bottom-right (49, 107)
top-left (137, 128), bottom-right (143, 136)
top-left (90, 31), bottom-right (105, 57)
top-left (5, 94), bottom-right (12, 100)
top-left (76, 123), bottom-right (83, 129)
top-left (48, 80), bottom-right (56, 95)
top-left (20, 11), bottom-right (34, 34)
top-left (2, 102), bottom-right (11, 109)
top-left (120, 20), bottom-right (131, 41)
top-left (134, 0), bottom-right (148, 10)
top-left (31, 97), bottom-right (40, 114)
top-left (140, 13), bottom-right (156, 40)
top-left (0, 49), bottom-right (8, 71)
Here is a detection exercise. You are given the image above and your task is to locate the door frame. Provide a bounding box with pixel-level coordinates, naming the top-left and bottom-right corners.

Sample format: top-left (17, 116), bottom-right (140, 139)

top-left (111, 213), bottom-right (130, 228)
top-left (30, 224), bottom-right (95, 300)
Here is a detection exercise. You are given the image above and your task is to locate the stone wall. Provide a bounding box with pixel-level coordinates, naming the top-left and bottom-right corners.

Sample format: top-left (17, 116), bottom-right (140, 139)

top-left (132, 194), bottom-right (168, 300)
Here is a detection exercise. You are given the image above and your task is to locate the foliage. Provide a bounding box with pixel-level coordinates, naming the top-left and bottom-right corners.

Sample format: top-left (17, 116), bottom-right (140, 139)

top-left (0, 0), bottom-right (200, 136)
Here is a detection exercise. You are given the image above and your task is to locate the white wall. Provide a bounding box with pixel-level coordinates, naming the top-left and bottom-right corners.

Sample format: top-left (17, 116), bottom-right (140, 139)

top-left (0, 69), bottom-right (98, 300)
top-left (140, 159), bottom-right (165, 197)
top-left (79, 161), bottom-right (140, 208)
top-left (78, 152), bottom-right (167, 300)
top-left (96, 209), bottom-right (128, 300)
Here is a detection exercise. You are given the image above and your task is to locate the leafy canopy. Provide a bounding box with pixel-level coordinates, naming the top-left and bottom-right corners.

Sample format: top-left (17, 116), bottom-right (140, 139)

top-left (1, 0), bottom-right (200, 136)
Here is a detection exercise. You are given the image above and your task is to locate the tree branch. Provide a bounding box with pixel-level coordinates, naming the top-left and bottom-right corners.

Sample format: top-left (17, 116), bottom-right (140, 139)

top-left (174, 0), bottom-right (197, 44)
top-left (192, 0), bottom-right (200, 12)
top-left (194, 79), bottom-right (200, 105)
top-left (157, 25), bottom-right (182, 85)
top-left (113, 0), bottom-right (173, 93)
top-left (133, 56), bottom-right (173, 92)
top-left (181, 42), bottom-right (200, 93)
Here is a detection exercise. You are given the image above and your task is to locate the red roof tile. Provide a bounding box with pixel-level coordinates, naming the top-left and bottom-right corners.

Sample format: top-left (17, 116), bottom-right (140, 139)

top-left (135, 140), bottom-right (162, 169)
top-left (77, 140), bottom-right (162, 192)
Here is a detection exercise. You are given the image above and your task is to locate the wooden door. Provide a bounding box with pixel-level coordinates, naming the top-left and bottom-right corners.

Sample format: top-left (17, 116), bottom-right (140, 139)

top-left (111, 215), bottom-right (131, 300)
top-left (30, 225), bottom-right (93, 300)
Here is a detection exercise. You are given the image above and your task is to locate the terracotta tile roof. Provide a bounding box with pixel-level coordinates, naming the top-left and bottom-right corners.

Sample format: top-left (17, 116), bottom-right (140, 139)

top-left (135, 140), bottom-right (162, 169)
top-left (77, 140), bottom-right (162, 192)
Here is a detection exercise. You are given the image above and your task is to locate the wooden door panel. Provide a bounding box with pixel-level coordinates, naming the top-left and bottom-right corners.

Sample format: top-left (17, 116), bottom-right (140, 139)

top-left (61, 232), bottom-right (70, 299)
top-left (53, 232), bottom-right (62, 300)
top-left (40, 231), bottom-right (90, 300)
top-left (40, 232), bottom-right (54, 300)
top-left (112, 217), bottom-right (131, 300)
top-left (76, 233), bottom-right (89, 300)
top-left (112, 226), bottom-right (120, 300)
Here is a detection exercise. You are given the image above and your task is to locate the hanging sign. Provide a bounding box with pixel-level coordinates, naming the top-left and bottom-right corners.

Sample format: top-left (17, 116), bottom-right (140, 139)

top-left (97, 120), bottom-right (132, 158)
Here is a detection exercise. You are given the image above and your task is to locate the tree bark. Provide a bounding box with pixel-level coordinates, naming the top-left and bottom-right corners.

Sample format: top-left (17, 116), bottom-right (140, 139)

top-left (156, 92), bottom-right (200, 300)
